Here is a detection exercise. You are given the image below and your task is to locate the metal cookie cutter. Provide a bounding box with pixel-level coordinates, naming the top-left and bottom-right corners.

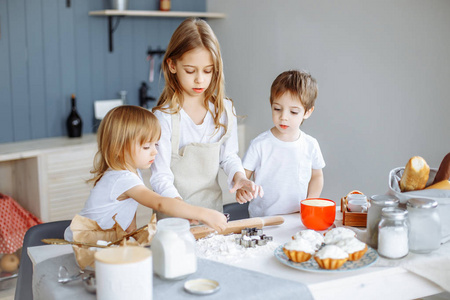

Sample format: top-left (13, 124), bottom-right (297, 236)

top-left (235, 227), bottom-right (273, 248)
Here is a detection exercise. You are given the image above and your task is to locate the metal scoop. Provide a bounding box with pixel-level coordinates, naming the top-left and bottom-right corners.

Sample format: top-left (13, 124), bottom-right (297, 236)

top-left (57, 266), bottom-right (83, 284)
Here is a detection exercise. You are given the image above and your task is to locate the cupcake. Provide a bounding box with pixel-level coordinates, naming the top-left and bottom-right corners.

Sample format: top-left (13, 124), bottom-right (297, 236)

top-left (314, 245), bottom-right (349, 270)
top-left (292, 229), bottom-right (324, 251)
top-left (323, 227), bottom-right (356, 244)
top-left (334, 237), bottom-right (368, 261)
top-left (283, 238), bottom-right (315, 263)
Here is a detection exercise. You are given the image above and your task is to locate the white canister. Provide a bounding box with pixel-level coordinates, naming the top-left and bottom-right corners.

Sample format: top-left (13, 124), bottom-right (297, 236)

top-left (95, 246), bottom-right (153, 300)
top-left (407, 198), bottom-right (441, 253)
top-left (152, 218), bottom-right (197, 280)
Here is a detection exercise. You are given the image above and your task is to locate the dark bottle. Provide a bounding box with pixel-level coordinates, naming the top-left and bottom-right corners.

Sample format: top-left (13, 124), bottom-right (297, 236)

top-left (66, 94), bottom-right (82, 138)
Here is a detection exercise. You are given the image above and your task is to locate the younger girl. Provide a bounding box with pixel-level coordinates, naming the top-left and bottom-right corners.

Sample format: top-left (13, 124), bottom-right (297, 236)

top-left (151, 18), bottom-right (263, 214)
top-left (64, 105), bottom-right (227, 241)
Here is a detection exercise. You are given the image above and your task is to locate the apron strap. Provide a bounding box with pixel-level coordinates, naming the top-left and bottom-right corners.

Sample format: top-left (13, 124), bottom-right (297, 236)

top-left (171, 113), bottom-right (181, 155)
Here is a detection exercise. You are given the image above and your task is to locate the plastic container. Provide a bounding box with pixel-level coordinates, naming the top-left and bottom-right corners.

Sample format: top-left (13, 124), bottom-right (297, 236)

top-left (152, 218), bottom-right (197, 280)
top-left (407, 198), bottom-right (441, 253)
top-left (366, 194), bottom-right (399, 248)
top-left (378, 207), bottom-right (409, 259)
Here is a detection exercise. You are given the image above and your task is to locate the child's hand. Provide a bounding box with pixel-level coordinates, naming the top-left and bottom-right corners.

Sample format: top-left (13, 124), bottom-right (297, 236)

top-left (236, 188), bottom-right (254, 204)
top-left (230, 173), bottom-right (264, 200)
top-left (201, 209), bottom-right (228, 233)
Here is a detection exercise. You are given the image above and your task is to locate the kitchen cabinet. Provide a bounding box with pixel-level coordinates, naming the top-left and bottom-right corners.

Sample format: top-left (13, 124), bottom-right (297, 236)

top-left (0, 135), bottom-right (151, 226)
top-left (88, 10), bottom-right (226, 52)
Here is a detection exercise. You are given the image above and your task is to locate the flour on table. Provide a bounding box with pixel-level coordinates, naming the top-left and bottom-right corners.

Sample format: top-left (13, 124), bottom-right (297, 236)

top-left (196, 234), bottom-right (279, 264)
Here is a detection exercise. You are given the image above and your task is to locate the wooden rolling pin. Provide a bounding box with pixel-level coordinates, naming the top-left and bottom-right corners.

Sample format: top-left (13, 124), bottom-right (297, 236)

top-left (190, 216), bottom-right (284, 240)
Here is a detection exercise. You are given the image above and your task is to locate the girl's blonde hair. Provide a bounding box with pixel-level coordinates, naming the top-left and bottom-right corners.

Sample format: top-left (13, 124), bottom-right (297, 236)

top-left (153, 18), bottom-right (229, 133)
top-left (89, 105), bottom-right (161, 185)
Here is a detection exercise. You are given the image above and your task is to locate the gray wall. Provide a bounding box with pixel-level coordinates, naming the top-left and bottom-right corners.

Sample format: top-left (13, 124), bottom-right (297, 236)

top-left (207, 0), bottom-right (450, 199)
top-left (0, 0), bottom-right (205, 143)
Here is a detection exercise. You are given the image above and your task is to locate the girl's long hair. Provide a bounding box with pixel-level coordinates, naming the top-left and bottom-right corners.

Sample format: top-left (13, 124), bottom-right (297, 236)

top-left (153, 18), bottom-right (229, 134)
top-left (89, 105), bottom-right (161, 185)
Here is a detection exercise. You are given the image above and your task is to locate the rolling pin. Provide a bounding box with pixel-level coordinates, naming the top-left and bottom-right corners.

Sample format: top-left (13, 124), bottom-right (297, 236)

top-left (190, 216), bottom-right (284, 240)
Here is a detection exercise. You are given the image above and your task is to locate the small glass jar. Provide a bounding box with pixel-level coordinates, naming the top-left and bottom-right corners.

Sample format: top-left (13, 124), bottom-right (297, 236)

top-left (366, 195), bottom-right (399, 248)
top-left (378, 207), bottom-right (409, 259)
top-left (407, 198), bottom-right (441, 253)
top-left (152, 218), bottom-right (197, 280)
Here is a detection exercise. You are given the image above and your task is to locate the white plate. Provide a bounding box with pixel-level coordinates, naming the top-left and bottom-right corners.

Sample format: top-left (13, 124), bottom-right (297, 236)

top-left (184, 278), bottom-right (220, 295)
top-left (274, 245), bottom-right (378, 272)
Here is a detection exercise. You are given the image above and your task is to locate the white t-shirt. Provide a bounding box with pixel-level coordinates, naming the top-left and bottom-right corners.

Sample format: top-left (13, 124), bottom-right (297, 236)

top-left (150, 99), bottom-right (245, 199)
top-left (64, 169), bottom-right (144, 241)
top-left (243, 130), bottom-right (325, 217)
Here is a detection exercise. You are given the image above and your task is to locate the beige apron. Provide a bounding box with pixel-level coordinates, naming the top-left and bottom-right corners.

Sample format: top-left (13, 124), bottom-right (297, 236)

top-left (157, 104), bottom-right (233, 219)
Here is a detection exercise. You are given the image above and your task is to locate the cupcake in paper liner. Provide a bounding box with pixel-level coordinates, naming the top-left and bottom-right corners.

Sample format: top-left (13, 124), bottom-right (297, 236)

top-left (314, 245), bottom-right (348, 270)
top-left (292, 229), bottom-right (324, 251)
top-left (334, 237), bottom-right (368, 261)
top-left (323, 227), bottom-right (356, 244)
top-left (283, 238), bottom-right (315, 263)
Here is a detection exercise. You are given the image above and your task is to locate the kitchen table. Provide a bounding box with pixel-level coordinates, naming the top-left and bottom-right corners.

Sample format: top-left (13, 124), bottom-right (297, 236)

top-left (28, 212), bottom-right (450, 300)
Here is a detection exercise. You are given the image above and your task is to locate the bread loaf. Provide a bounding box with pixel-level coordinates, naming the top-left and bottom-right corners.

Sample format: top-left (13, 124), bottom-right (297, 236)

top-left (425, 180), bottom-right (450, 190)
top-left (399, 156), bottom-right (430, 192)
top-left (432, 152), bottom-right (450, 184)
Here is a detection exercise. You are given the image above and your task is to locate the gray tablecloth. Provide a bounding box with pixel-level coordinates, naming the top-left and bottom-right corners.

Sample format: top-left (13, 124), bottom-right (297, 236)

top-left (33, 253), bottom-right (313, 300)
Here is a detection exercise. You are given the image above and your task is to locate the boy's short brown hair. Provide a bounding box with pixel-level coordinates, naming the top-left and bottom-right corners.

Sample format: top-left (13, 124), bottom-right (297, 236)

top-left (270, 70), bottom-right (318, 111)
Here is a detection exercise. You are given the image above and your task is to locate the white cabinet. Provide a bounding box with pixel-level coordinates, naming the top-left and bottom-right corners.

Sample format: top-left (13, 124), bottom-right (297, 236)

top-left (40, 145), bottom-right (96, 221)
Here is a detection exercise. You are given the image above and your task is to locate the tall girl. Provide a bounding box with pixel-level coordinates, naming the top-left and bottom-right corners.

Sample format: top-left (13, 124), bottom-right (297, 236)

top-left (64, 105), bottom-right (227, 241)
top-left (151, 18), bottom-right (262, 214)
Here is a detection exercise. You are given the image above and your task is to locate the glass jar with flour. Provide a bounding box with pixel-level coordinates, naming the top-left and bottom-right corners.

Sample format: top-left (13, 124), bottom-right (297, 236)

top-left (378, 207), bottom-right (409, 259)
top-left (152, 218), bottom-right (197, 280)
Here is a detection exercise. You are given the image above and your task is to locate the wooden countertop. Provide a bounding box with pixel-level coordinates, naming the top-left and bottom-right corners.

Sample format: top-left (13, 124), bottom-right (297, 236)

top-left (0, 134), bottom-right (97, 162)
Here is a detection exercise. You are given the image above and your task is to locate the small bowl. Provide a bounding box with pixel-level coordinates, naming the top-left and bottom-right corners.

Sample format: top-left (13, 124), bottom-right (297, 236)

top-left (300, 198), bottom-right (336, 231)
top-left (348, 199), bottom-right (367, 212)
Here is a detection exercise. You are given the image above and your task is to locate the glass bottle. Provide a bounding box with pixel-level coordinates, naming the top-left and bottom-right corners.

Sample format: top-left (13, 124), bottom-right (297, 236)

top-left (152, 218), bottom-right (197, 280)
top-left (407, 198), bottom-right (441, 253)
top-left (66, 94), bottom-right (82, 138)
top-left (366, 195), bottom-right (399, 248)
top-left (378, 207), bottom-right (409, 259)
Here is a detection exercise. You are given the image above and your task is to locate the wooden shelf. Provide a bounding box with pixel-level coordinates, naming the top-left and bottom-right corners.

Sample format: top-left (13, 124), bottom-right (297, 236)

top-left (88, 10), bottom-right (226, 52)
top-left (89, 10), bottom-right (226, 18)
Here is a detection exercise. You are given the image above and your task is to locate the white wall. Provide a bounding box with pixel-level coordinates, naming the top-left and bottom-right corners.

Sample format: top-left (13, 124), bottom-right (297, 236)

top-left (207, 0), bottom-right (450, 200)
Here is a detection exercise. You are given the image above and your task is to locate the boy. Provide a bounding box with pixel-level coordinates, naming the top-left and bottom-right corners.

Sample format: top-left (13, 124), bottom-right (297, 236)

top-left (236, 70), bottom-right (325, 217)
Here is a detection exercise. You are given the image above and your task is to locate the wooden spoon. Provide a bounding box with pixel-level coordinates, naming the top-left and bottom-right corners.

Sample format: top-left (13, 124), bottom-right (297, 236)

top-left (41, 238), bottom-right (108, 248)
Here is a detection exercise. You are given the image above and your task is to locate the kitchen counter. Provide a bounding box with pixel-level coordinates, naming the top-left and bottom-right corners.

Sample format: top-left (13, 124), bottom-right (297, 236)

top-left (0, 134), bottom-right (97, 162)
top-left (27, 212), bottom-right (449, 299)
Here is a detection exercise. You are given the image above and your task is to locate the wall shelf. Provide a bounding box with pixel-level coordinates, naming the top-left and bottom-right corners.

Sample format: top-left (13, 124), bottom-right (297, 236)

top-left (89, 10), bottom-right (226, 18)
top-left (88, 10), bottom-right (226, 52)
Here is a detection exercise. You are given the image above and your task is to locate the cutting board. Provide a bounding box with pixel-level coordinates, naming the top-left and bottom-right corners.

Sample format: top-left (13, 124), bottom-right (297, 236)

top-left (190, 216), bottom-right (284, 239)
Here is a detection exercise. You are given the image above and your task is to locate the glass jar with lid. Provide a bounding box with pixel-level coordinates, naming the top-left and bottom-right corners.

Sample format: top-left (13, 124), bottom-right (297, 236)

top-left (378, 207), bottom-right (409, 259)
top-left (152, 218), bottom-right (197, 280)
top-left (407, 198), bottom-right (441, 253)
top-left (366, 195), bottom-right (399, 248)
